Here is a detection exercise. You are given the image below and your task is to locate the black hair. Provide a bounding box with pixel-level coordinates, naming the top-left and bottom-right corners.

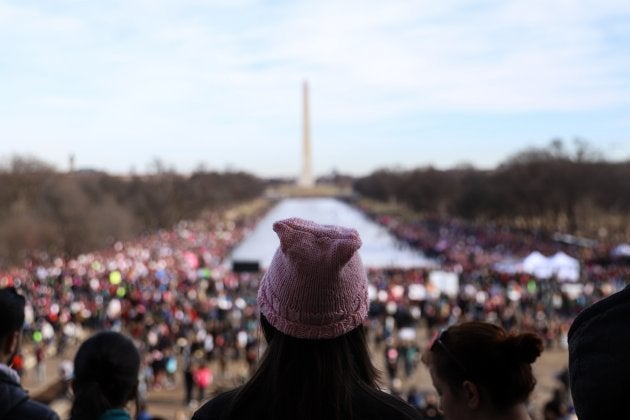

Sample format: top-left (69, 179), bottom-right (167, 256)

top-left (0, 287), bottom-right (26, 344)
top-left (225, 314), bottom-right (381, 420)
top-left (423, 321), bottom-right (543, 411)
top-left (70, 331), bottom-right (141, 420)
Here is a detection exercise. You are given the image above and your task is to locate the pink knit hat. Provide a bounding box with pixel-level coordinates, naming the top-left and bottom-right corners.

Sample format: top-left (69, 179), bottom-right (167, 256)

top-left (257, 217), bottom-right (369, 340)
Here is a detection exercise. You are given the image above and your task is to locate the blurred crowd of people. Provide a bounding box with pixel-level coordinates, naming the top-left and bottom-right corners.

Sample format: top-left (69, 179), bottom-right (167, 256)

top-left (1, 198), bottom-right (628, 419)
top-left (0, 207), bottom-right (267, 413)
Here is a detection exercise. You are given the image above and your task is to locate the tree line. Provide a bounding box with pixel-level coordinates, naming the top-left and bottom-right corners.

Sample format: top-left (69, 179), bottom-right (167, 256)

top-left (354, 140), bottom-right (630, 242)
top-left (0, 156), bottom-right (265, 266)
top-left (2, 139), bottom-right (628, 266)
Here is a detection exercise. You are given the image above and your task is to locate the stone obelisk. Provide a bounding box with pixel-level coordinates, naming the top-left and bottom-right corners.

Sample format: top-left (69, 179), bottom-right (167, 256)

top-left (298, 81), bottom-right (314, 187)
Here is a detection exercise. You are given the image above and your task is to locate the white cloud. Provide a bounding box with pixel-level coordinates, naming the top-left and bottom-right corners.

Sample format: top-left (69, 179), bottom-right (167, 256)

top-left (1, 0), bottom-right (629, 175)
top-left (5, 0), bottom-right (630, 113)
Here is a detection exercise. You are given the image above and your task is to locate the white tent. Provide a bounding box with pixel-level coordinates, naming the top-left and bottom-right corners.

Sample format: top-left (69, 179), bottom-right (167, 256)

top-left (522, 251), bottom-right (554, 279)
top-left (611, 243), bottom-right (630, 258)
top-left (548, 251), bottom-right (580, 282)
top-left (516, 251), bottom-right (580, 281)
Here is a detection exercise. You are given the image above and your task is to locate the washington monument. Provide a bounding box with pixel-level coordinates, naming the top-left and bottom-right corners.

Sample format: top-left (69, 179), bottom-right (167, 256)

top-left (298, 81), bottom-right (315, 188)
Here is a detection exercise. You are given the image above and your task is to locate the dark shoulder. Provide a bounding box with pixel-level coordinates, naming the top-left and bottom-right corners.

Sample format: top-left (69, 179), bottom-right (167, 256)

top-left (5, 398), bottom-right (60, 420)
top-left (192, 388), bottom-right (240, 420)
top-left (353, 387), bottom-right (423, 420)
top-left (0, 380), bottom-right (59, 420)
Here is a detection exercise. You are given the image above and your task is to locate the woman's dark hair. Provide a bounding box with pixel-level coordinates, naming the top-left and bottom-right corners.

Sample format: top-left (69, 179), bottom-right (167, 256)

top-left (0, 287), bottom-right (25, 343)
top-left (70, 331), bottom-right (141, 420)
top-left (422, 322), bottom-right (543, 411)
top-left (225, 314), bottom-right (380, 420)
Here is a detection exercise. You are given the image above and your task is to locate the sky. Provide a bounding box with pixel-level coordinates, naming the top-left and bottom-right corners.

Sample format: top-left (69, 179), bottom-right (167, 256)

top-left (1, 0), bottom-right (630, 178)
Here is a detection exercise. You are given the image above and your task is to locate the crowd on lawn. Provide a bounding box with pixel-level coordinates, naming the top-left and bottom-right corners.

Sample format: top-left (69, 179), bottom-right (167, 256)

top-left (1, 198), bottom-right (628, 419)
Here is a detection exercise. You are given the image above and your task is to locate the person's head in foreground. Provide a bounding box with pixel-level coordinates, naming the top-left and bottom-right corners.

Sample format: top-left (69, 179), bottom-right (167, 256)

top-left (0, 287), bottom-right (59, 419)
top-left (70, 330), bottom-right (141, 420)
top-left (422, 322), bottom-right (543, 420)
top-left (193, 217), bottom-right (422, 420)
top-left (568, 284), bottom-right (630, 420)
top-left (0, 287), bottom-right (26, 368)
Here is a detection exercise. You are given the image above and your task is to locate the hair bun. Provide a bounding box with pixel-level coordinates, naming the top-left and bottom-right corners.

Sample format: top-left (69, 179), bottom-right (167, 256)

top-left (506, 333), bottom-right (543, 364)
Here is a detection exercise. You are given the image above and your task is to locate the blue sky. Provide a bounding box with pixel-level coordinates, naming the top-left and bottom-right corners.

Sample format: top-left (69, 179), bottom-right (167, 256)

top-left (1, 0), bottom-right (630, 177)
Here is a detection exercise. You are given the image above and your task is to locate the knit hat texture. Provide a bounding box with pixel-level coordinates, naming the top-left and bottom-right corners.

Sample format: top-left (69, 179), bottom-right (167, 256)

top-left (257, 217), bottom-right (368, 340)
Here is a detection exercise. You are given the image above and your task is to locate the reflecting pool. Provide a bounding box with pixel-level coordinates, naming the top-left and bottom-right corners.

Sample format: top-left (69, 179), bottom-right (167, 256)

top-left (229, 197), bottom-right (435, 269)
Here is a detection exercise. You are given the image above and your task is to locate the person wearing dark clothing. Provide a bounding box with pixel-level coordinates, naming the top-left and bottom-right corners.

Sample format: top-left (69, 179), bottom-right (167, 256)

top-left (0, 365), bottom-right (60, 420)
top-left (568, 284), bottom-right (630, 420)
top-left (70, 331), bottom-right (141, 420)
top-left (193, 218), bottom-right (422, 420)
top-left (542, 388), bottom-right (569, 420)
top-left (194, 383), bottom-right (422, 420)
top-left (0, 287), bottom-right (59, 420)
top-left (183, 344), bottom-right (195, 405)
